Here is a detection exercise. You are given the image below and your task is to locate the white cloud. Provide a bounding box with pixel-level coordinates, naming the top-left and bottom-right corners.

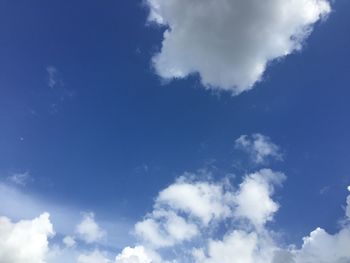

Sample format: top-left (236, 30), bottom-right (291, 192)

top-left (115, 246), bottom-right (153, 263)
top-left (346, 186), bottom-right (350, 219)
top-left (77, 250), bottom-right (110, 263)
top-left (8, 172), bottom-right (30, 186)
top-left (75, 212), bottom-right (106, 244)
top-left (62, 236), bottom-right (76, 248)
top-left (234, 169), bottom-right (285, 228)
top-left (194, 231), bottom-right (261, 263)
top-left (235, 134), bottom-right (282, 164)
top-left (0, 183), bottom-right (131, 248)
top-left (46, 66), bottom-right (59, 89)
top-left (146, 0), bottom-right (331, 94)
top-left (293, 227), bottom-right (350, 263)
top-left (1, 165), bottom-right (350, 263)
top-left (156, 177), bottom-right (234, 225)
top-left (135, 210), bottom-right (199, 248)
top-left (0, 213), bottom-right (54, 263)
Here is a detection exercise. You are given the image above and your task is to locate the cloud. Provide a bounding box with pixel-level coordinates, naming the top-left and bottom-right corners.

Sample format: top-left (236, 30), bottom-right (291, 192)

top-left (146, 0), bottom-right (331, 94)
top-left (1, 179), bottom-right (350, 263)
top-left (46, 66), bottom-right (60, 89)
top-left (235, 134), bottom-right (282, 164)
top-left (293, 227), bottom-right (350, 263)
top-left (115, 246), bottom-right (153, 263)
top-left (233, 169), bottom-right (285, 228)
top-left (77, 250), bottom-right (110, 263)
top-left (75, 213), bottom-right (106, 244)
top-left (133, 168), bottom-right (284, 257)
top-left (62, 236), bottom-right (76, 248)
top-left (8, 172), bottom-right (30, 186)
top-left (130, 172), bottom-right (350, 263)
top-left (135, 174), bottom-right (236, 248)
top-left (0, 213), bottom-right (54, 263)
top-left (156, 176), bottom-right (234, 225)
top-left (135, 210), bottom-right (199, 248)
top-left (193, 230), bottom-right (270, 263)
top-left (0, 183), bottom-right (132, 248)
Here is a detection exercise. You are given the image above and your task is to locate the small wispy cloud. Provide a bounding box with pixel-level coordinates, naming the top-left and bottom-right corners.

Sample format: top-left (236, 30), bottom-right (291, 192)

top-left (46, 66), bottom-right (61, 89)
top-left (8, 172), bottom-right (30, 186)
top-left (235, 133), bottom-right (283, 164)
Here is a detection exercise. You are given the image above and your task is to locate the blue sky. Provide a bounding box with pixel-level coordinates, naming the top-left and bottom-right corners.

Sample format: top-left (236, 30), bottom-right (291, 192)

top-left (1, 0), bottom-right (350, 262)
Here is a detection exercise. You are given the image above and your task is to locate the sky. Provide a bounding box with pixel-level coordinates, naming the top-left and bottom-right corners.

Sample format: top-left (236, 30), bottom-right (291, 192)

top-left (0, 0), bottom-right (350, 262)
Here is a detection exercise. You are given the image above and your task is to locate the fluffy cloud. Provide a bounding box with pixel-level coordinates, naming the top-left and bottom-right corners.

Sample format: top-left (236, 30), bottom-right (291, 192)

top-left (77, 250), bottom-right (110, 263)
top-left (1, 181), bottom-right (350, 263)
top-left (132, 171), bottom-right (350, 263)
top-left (193, 230), bottom-right (274, 263)
top-left (235, 134), bottom-right (282, 164)
top-left (135, 175), bottom-right (236, 248)
top-left (0, 213), bottom-right (54, 263)
top-left (134, 168), bottom-right (285, 255)
top-left (293, 227), bottom-right (350, 263)
top-left (62, 236), bottom-right (76, 248)
top-left (135, 210), bottom-right (199, 248)
top-left (156, 177), bottom-right (234, 225)
top-left (234, 169), bottom-right (285, 228)
top-left (1, 135), bottom-right (350, 263)
top-left (75, 213), bottom-right (105, 244)
top-left (115, 246), bottom-right (153, 263)
top-left (146, 0), bottom-right (331, 93)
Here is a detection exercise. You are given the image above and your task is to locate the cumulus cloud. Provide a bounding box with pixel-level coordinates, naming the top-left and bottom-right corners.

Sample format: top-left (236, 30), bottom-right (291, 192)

top-left (133, 168), bottom-right (285, 258)
top-left (1, 179), bottom-right (350, 263)
top-left (146, 0), bottom-right (331, 93)
top-left (75, 213), bottom-right (106, 244)
top-left (1, 136), bottom-right (349, 263)
top-left (0, 213), bottom-right (54, 263)
top-left (193, 230), bottom-right (274, 263)
top-left (235, 134), bottom-right (282, 164)
top-left (156, 177), bottom-right (234, 225)
top-left (131, 173), bottom-right (350, 263)
top-left (77, 250), bottom-right (110, 263)
top-left (234, 169), bottom-right (285, 228)
top-left (115, 246), bottom-right (153, 263)
top-left (135, 174), bottom-right (238, 248)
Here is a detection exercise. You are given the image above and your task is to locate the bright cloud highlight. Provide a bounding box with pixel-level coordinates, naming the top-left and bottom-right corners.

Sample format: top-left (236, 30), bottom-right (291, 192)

top-left (147, 0), bottom-right (331, 94)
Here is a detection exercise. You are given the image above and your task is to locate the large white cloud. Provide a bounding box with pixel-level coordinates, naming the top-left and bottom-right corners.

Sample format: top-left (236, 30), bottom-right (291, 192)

top-left (0, 213), bottom-right (54, 263)
top-left (146, 0), bottom-right (331, 93)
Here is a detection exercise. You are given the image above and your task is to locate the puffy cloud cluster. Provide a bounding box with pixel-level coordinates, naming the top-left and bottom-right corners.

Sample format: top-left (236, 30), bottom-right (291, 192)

top-left (235, 133), bottom-right (282, 164)
top-left (146, 0), bottom-right (331, 94)
top-left (293, 227), bottom-right (350, 263)
top-left (0, 213), bottom-right (54, 263)
top-left (1, 135), bottom-right (350, 263)
top-left (134, 168), bottom-right (285, 255)
top-left (1, 180), bottom-right (350, 263)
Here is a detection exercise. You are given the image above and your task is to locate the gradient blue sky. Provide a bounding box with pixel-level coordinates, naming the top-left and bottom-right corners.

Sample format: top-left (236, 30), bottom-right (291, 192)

top-left (1, 0), bottom-right (350, 261)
